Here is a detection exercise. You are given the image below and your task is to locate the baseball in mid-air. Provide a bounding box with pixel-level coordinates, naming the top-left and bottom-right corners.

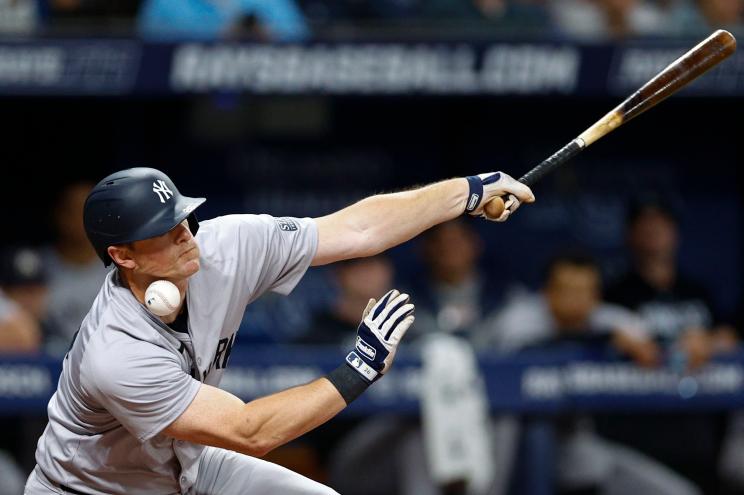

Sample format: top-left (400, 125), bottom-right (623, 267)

top-left (145, 280), bottom-right (180, 316)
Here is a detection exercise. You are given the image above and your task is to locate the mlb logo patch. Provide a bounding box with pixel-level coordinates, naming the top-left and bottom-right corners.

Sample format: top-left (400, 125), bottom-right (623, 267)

top-left (276, 218), bottom-right (299, 232)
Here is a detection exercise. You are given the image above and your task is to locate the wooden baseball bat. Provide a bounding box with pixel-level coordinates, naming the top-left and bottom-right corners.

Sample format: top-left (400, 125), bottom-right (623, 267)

top-left (484, 29), bottom-right (737, 218)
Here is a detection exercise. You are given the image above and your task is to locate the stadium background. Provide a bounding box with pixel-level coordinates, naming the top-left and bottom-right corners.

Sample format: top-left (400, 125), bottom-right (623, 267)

top-left (0, 1), bottom-right (743, 494)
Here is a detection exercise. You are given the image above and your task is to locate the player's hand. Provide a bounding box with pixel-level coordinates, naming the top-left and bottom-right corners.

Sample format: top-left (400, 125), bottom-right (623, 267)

top-left (465, 172), bottom-right (535, 222)
top-left (345, 289), bottom-right (415, 383)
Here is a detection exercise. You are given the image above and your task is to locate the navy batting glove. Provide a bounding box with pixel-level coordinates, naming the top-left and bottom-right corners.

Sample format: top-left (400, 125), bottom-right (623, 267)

top-left (346, 289), bottom-right (415, 383)
top-left (464, 171), bottom-right (535, 222)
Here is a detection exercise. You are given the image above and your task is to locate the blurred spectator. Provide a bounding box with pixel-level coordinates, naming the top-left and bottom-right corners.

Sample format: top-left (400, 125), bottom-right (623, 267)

top-left (382, 220), bottom-right (518, 495)
top-left (0, 247), bottom-right (44, 353)
top-left (297, 255), bottom-right (394, 347)
top-left (308, 246), bottom-right (501, 495)
top-left (601, 198), bottom-right (735, 491)
top-left (549, 0), bottom-right (669, 40)
top-left (138, 0), bottom-right (309, 41)
top-left (488, 252), bottom-right (659, 366)
top-left (407, 219), bottom-right (501, 337)
top-left (0, 247), bottom-right (44, 494)
top-left (668, 0), bottom-right (744, 36)
top-left (42, 181), bottom-right (109, 356)
top-left (483, 252), bottom-right (698, 495)
top-left (0, 449), bottom-right (25, 495)
top-left (239, 290), bottom-right (315, 344)
top-left (420, 0), bottom-right (550, 33)
top-left (0, 0), bottom-right (39, 34)
top-left (294, 255), bottom-right (402, 494)
top-left (606, 199), bottom-right (736, 368)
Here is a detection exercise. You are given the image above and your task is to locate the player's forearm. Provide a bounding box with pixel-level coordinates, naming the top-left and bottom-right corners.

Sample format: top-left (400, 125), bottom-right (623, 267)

top-left (313, 178), bottom-right (468, 265)
top-left (164, 379), bottom-right (345, 457)
top-left (235, 378), bottom-right (346, 456)
top-left (344, 178), bottom-right (469, 248)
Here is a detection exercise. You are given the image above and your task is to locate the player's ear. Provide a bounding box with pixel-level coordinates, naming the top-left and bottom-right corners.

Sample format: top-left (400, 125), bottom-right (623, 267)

top-left (108, 244), bottom-right (136, 269)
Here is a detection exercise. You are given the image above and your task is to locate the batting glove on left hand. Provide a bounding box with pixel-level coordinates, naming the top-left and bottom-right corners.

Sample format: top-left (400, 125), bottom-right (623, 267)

top-left (346, 289), bottom-right (415, 383)
top-left (464, 172), bottom-right (535, 222)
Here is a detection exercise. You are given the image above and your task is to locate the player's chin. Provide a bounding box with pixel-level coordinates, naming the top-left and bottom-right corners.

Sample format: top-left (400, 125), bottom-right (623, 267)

top-left (181, 258), bottom-right (201, 277)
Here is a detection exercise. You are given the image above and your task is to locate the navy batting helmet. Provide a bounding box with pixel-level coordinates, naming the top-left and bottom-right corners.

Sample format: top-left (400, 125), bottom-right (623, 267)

top-left (83, 167), bottom-right (206, 267)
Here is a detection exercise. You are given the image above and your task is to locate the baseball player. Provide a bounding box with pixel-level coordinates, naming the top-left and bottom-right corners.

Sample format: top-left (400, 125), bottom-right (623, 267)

top-left (24, 167), bottom-right (534, 495)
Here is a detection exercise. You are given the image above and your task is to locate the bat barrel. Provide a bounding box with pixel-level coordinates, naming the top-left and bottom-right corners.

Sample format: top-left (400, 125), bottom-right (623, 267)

top-left (620, 30), bottom-right (736, 125)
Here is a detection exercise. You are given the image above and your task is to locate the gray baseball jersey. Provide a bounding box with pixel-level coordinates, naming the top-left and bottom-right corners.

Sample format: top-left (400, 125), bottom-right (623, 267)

top-left (32, 214), bottom-right (318, 495)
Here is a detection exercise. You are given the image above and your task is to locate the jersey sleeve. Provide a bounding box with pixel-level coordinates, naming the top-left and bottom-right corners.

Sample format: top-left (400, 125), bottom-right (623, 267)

top-left (202, 214), bottom-right (318, 300)
top-left (84, 338), bottom-right (201, 442)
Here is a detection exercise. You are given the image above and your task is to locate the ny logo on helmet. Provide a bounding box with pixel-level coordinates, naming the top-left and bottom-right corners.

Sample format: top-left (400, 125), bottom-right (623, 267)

top-left (152, 180), bottom-right (174, 203)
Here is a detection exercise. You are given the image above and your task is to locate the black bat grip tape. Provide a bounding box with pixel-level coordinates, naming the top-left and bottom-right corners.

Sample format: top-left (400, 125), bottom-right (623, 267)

top-left (519, 139), bottom-right (584, 186)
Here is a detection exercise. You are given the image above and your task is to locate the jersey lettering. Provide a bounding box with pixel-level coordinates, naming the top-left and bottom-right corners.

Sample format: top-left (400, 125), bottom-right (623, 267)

top-left (203, 332), bottom-right (236, 378)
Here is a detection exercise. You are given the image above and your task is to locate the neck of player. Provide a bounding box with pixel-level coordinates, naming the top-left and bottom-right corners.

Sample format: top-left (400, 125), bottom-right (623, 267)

top-left (122, 270), bottom-right (188, 323)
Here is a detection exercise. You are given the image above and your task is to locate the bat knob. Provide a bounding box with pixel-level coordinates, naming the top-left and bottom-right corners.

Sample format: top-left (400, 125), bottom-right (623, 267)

top-left (483, 197), bottom-right (506, 219)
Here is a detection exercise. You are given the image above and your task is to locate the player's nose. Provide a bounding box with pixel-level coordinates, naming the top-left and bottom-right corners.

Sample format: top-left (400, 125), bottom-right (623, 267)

top-left (174, 221), bottom-right (193, 244)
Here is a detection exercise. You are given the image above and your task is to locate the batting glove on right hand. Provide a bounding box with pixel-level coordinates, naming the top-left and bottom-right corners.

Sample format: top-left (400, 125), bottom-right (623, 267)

top-left (346, 289), bottom-right (415, 383)
top-left (464, 172), bottom-right (535, 222)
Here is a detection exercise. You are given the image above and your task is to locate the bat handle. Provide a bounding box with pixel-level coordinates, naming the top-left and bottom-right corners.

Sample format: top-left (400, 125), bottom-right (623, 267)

top-left (482, 138), bottom-right (586, 218)
top-left (519, 138), bottom-right (585, 185)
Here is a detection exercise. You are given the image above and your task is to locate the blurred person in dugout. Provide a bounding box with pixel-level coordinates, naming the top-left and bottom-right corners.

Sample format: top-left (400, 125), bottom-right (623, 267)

top-left (41, 181), bottom-right (109, 356)
top-left (479, 252), bottom-right (700, 495)
top-left (419, 0), bottom-right (550, 33)
top-left (0, 246), bottom-right (44, 353)
top-left (0, 246), bottom-right (44, 495)
top-left (407, 219), bottom-right (516, 495)
top-left (325, 220), bottom-right (516, 495)
top-left (138, 0), bottom-right (309, 41)
top-left (0, 0), bottom-right (38, 34)
top-left (667, 0), bottom-right (744, 35)
top-left (406, 219), bottom-right (502, 338)
top-left (298, 255), bottom-right (395, 348)
top-left (293, 255), bottom-right (402, 493)
top-left (601, 199), bottom-right (738, 492)
top-left (549, 0), bottom-right (671, 39)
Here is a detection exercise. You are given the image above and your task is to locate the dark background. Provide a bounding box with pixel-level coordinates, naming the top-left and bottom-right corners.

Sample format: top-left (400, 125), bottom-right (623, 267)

top-left (3, 94), bottom-right (741, 317)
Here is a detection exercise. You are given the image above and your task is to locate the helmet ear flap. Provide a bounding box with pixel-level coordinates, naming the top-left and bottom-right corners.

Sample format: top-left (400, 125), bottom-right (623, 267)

top-left (101, 248), bottom-right (114, 268)
top-left (186, 213), bottom-right (200, 237)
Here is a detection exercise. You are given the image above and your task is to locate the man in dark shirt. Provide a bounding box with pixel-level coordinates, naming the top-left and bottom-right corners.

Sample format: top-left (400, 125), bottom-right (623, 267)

top-left (606, 199), bottom-right (736, 365)
top-left (603, 199), bottom-right (737, 491)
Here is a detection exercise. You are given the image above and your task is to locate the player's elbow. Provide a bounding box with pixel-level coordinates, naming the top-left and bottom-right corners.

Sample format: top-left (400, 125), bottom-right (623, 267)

top-left (233, 419), bottom-right (283, 457)
top-left (238, 431), bottom-right (290, 457)
top-left (350, 229), bottom-right (386, 258)
top-left (238, 436), bottom-right (274, 457)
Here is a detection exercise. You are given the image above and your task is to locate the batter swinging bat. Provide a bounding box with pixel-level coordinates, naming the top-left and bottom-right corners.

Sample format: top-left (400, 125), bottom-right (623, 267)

top-left (484, 29), bottom-right (737, 219)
